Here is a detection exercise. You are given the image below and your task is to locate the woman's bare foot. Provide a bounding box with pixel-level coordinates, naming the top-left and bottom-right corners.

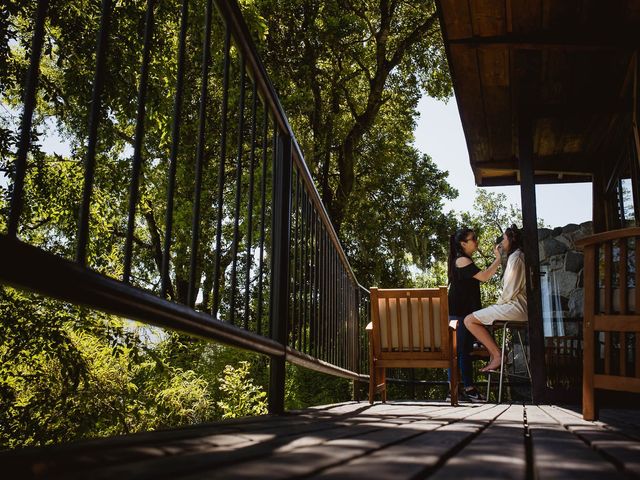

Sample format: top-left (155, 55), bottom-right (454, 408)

top-left (480, 355), bottom-right (502, 372)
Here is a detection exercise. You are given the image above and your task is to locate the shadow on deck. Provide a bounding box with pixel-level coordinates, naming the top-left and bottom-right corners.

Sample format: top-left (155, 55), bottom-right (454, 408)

top-left (4, 402), bottom-right (640, 479)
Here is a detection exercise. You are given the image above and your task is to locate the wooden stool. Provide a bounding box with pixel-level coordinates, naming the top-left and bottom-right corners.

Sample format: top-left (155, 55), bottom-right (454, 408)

top-left (486, 321), bottom-right (532, 403)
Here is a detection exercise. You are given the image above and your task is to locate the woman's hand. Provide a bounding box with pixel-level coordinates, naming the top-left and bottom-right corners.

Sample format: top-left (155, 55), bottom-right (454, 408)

top-left (493, 244), bottom-right (502, 260)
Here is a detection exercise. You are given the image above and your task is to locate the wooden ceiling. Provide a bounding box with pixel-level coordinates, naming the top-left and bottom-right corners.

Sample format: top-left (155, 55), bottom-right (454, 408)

top-left (437, 0), bottom-right (640, 186)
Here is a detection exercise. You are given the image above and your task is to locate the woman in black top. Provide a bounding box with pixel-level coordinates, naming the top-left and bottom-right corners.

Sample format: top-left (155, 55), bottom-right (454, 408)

top-left (447, 227), bottom-right (501, 402)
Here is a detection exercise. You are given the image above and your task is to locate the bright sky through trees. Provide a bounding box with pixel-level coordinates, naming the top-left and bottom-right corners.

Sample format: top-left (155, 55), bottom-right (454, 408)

top-left (414, 95), bottom-right (593, 228)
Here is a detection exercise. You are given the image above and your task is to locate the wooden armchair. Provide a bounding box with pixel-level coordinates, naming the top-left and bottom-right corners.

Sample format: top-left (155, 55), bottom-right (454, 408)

top-left (366, 287), bottom-right (458, 406)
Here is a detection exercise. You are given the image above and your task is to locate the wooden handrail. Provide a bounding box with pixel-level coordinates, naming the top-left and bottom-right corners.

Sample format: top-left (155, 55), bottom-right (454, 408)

top-left (574, 227), bottom-right (640, 247)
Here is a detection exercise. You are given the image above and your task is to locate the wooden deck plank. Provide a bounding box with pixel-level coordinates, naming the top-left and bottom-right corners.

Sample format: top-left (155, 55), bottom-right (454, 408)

top-left (428, 404), bottom-right (526, 480)
top-left (526, 406), bottom-right (624, 479)
top-left (185, 404), bottom-right (487, 479)
top-left (541, 405), bottom-right (640, 477)
top-left (305, 404), bottom-right (508, 479)
top-left (194, 419), bottom-right (447, 479)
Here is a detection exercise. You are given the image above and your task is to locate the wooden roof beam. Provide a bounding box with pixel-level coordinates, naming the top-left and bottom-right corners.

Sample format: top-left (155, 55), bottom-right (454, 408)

top-left (531, 100), bottom-right (633, 118)
top-left (449, 33), bottom-right (640, 51)
top-left (476, 154), bottom-right (595, 175)
top-left (479, 174), bottom-right (593, 186)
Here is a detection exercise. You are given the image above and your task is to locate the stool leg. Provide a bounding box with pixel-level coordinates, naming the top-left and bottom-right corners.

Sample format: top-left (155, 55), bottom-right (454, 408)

top-left (516, 329), bottom-right (533, 403)
top-left (486, 371), bottom-right (491, 402)
top-left (498, 322), bottom-right (508, 403)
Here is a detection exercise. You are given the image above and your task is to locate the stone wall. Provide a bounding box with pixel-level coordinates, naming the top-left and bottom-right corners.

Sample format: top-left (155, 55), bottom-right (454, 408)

top-left (538, 221), bottom-right (593, 337)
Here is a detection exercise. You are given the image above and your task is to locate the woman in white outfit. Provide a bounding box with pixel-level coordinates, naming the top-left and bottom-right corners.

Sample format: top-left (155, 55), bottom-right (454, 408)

top-left (464, 225), bottom-right (527, 373)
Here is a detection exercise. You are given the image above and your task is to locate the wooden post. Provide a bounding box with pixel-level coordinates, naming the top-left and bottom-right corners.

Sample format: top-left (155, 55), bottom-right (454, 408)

top-left (592, 164), bottom-right (607, 233)
top-left (268, 131), bottom-right (292, 415)
top-left (582, 245), bottom-right (596, 420)
top-left (518, 111), bottom-right (548, 404)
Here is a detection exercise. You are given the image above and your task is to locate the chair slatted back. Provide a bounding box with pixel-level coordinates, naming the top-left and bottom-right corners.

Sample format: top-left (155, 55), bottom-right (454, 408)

top-left (370, 287), bottom-right (449, 361)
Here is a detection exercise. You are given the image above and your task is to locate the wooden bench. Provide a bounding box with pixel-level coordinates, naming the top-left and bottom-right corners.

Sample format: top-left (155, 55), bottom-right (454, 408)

top-left (366, 287), bottom-right (458, 406)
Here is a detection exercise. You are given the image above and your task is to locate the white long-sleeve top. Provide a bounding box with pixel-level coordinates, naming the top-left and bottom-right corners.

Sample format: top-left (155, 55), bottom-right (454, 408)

top-left (473, 248), bottom-right (528, 324)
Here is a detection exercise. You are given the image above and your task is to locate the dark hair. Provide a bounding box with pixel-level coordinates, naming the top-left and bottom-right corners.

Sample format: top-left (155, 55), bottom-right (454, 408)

top-left (504, 224), bottom-right (523, 257)
top-left (447, 227), bottom-right (475, 283)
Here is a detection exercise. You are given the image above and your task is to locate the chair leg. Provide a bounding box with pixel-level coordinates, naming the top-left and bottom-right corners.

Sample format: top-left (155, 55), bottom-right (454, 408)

top-left (498, 322), bottom-right (508, 403)
top-left (369, 363), bottom-right (376, 404)
top-left (486, 371), bottom-right (492, 402)
top-left (381, 368), bottom-right (387, 403)
top-left (516, 328), bottom-right (533, 403)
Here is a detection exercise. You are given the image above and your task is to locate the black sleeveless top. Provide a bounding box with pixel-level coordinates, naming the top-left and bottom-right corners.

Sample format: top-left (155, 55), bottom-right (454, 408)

top-left (448, 260), bottom-right (481, 316)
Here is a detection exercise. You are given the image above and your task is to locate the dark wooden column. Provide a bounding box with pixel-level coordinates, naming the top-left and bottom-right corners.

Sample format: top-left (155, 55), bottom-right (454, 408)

top-left (592, 162), bottom-right (607, 233)
top-left (518, 112), bottom-right (548, 403)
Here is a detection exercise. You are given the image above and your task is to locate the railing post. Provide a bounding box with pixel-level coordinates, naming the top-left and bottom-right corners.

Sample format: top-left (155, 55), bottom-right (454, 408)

top-left (268, 130), bottom-right (292, 414)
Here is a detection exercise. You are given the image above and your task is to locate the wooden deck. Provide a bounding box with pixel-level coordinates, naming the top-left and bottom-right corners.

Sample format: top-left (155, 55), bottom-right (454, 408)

top-left (4, 402), bottom-right (640, 479)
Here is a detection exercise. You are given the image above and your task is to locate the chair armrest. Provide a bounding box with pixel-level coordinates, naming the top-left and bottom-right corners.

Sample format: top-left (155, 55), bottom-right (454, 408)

top-left (365, 322), bottom-right (373, 331)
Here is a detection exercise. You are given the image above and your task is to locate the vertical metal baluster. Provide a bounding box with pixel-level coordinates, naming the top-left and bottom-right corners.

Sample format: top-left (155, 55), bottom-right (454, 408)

top-left (324, 227), bottom-right (329, 362)
top-left (327, 231), bottom-right (332, 363)
top-left (302, 195), bottom-right (313, 353)
top-left (328, 232), bottom-right (333, 363)
top-left (311, 211), bottom-right (318, 357)
top-left (256, 109), bottom-right (269, 335)
top-left (336, 250), bottom-right (340, 365)
top-left (322, 230), bottom-right (327, 362)
top-left (76, 0), bottom-right (113, 265)
top-left (229, 56), bottom-right (246, 325)
top-left (187, 0), bottom-right (213, 308)
top-left (347, 272), bottom-right (351, 368)
top-left (309, 208), bottom-right (317, 355)
top-left (211, 25), bottom-right (231, 317)
top-left (123, 0), bottom-right (155, 283)
top-left (340, 266), bottom-right (345, 366)
top-left (342, 269), bottom-right (346, 367)
top-left (298, 189), bottom-right (307, 350)
top-left (338, 256), bottom-right (342, 365)
top-left (161, 0), bottom-right (188, 299)
top-left (317, 224), bottom-right (323, 360)
top-left (351, 283), bottom-right (356, 370)
top-left (321, 226), bottom-right (327, 361)
top-left (340, 266), bottom-right (343, 367)
top-left (291, 172), bottom-right (300, 347)
top-left (316, 216), bottom-right (322, 357)
top-left (242, 80), bottom-right (258, 331)
top-left (331, 236), bottom-right (336, 364)
top-left (336, 261), bottom-right (340, 366)
top-left (8, 0), bottom-right (49, 238)
top-left (268, 122), bottom-right (277, 330)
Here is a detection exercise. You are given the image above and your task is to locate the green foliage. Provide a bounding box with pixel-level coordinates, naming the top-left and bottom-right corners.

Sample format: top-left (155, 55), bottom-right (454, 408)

top-left (217, 361), bottom-right (267, 419)
top-left (284, 364), bottom-right (351, 410)
top-left (155, 369), bottom-right (213, 426)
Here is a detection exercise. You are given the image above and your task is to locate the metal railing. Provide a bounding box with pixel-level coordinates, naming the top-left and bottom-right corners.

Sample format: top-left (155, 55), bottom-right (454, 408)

top-left (0, 0), bottom-right (369, 414)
